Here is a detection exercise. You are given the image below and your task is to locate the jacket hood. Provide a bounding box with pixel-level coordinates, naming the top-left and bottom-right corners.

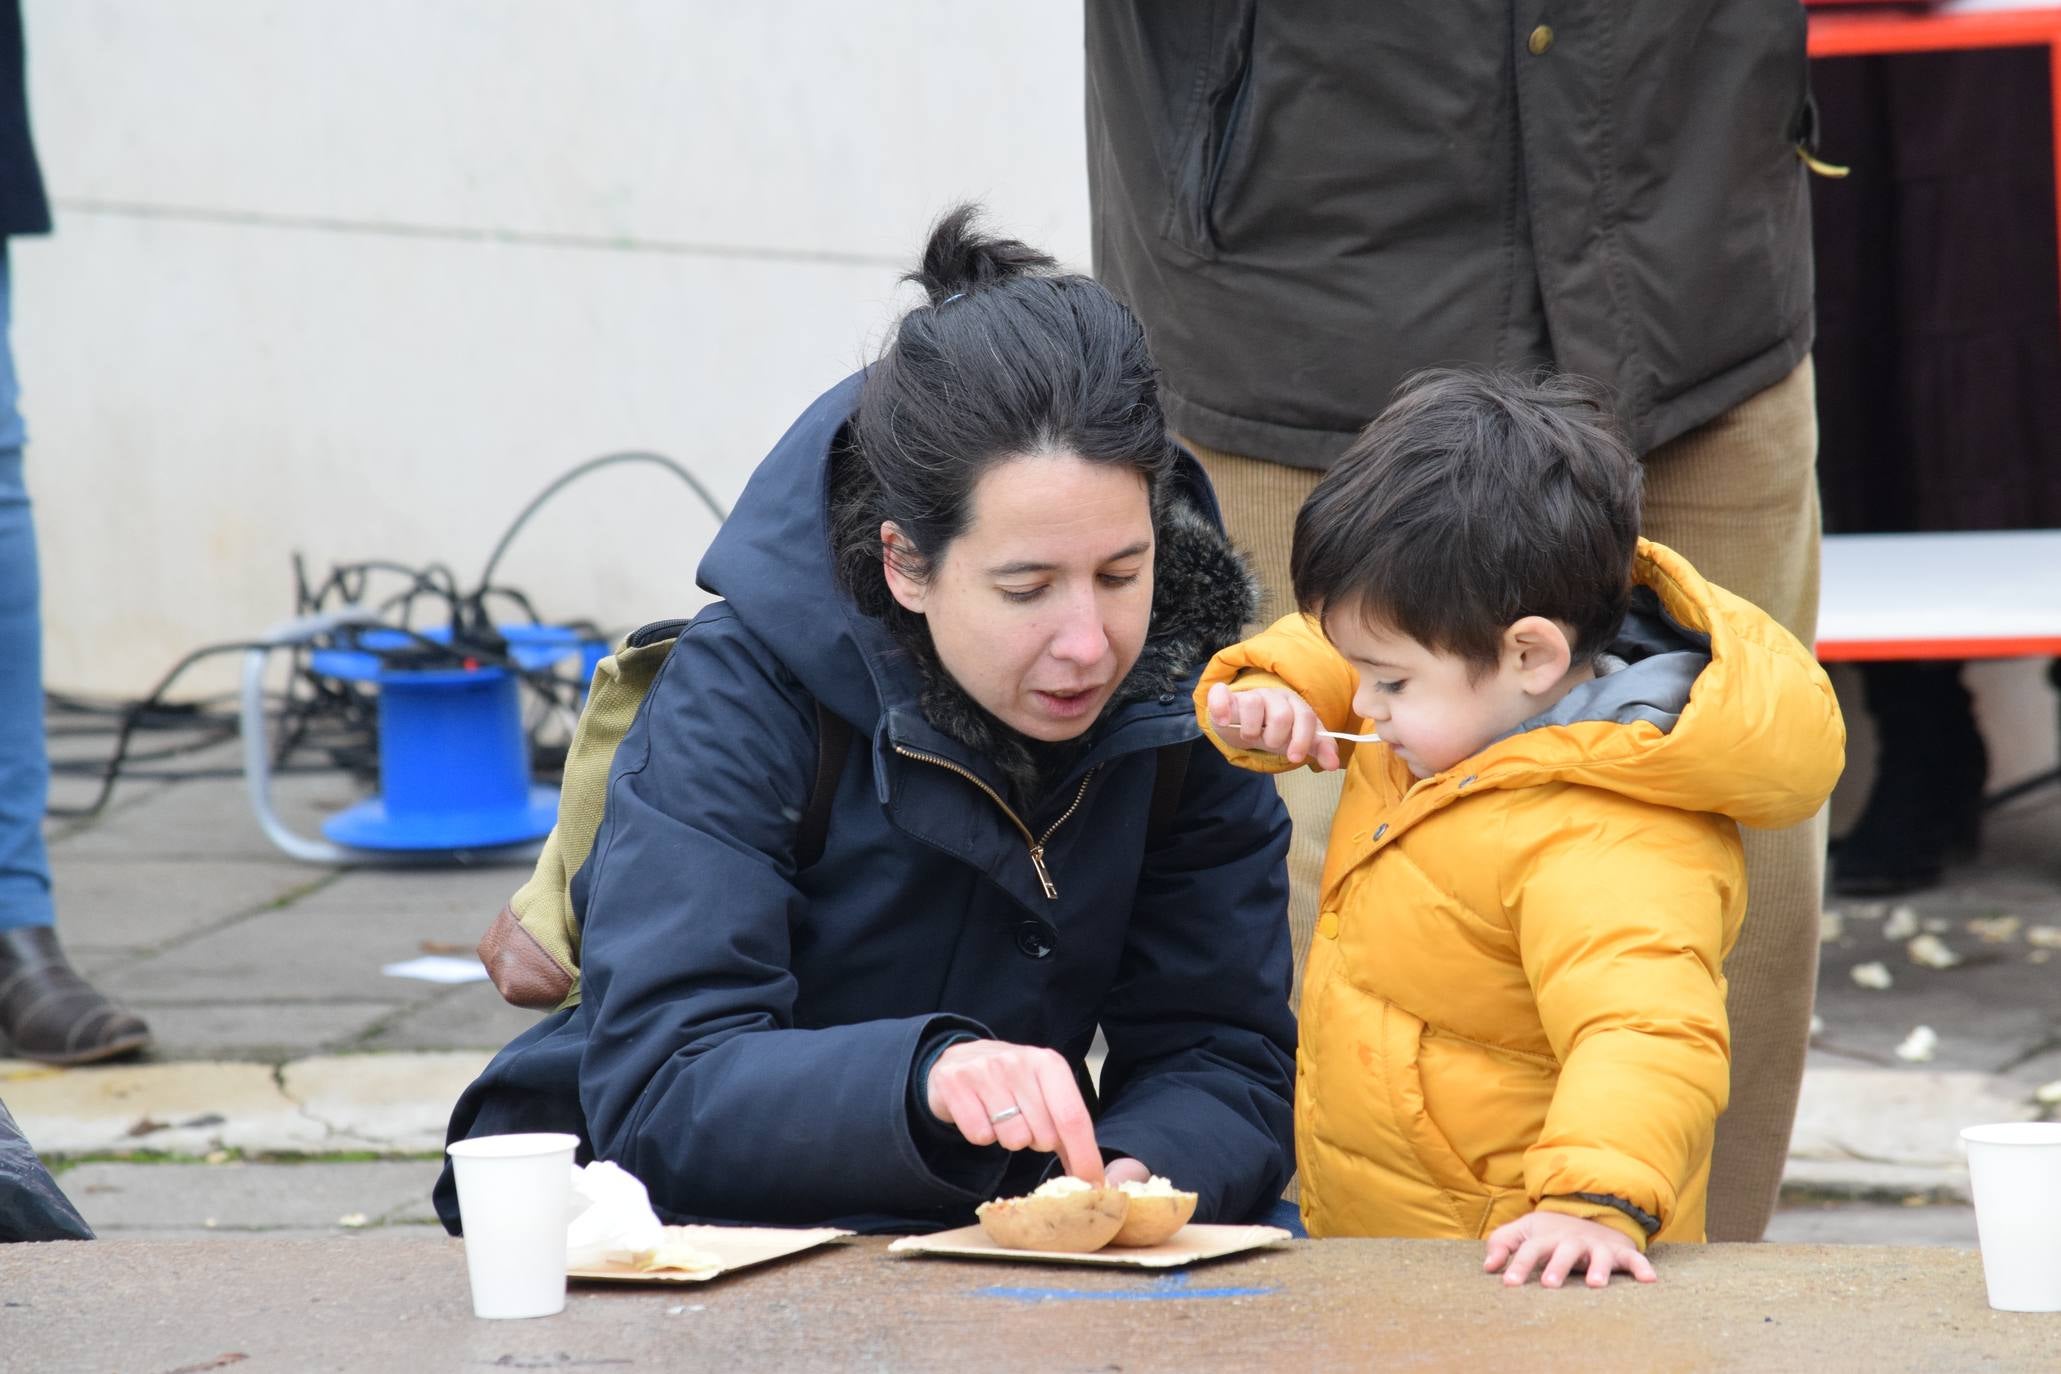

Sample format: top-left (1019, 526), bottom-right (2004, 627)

top-left (698, 372), bottom-right (1258, 784)
top-left (1469, 540), bottom-right (1844, 830)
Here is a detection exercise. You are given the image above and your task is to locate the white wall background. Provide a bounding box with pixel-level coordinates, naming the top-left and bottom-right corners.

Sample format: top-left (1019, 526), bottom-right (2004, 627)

top-left (16, 0), bottom-right (1091, 696)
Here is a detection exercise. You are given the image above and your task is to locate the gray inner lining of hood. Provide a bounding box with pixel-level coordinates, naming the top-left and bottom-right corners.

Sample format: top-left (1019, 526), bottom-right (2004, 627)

top-left (1496, 585), bottom-right (1713, 744)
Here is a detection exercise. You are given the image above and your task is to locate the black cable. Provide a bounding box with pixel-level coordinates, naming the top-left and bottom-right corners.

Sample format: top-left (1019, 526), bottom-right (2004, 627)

top-left (337, 620), bottom-right (567, 692)
top-left (48, 727), bottom-right (239, 772)
top-left (49, 638), bottom-right (297, 818)
top-left (49, 451), bottom-right (728, 824)
top-left (44, 688), bottom-right (241, 722)
top-left (473, 584), bottom-right (544, 625)
top-left (303, 560), bottom-right (464, 630)
top-left (474, 451), bottom-right (727, 594)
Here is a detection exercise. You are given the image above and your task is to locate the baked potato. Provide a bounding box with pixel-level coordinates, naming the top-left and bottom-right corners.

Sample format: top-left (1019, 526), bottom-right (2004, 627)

top-left (1108, 1177), bottom-right (1198, 1247)
top-left (975, 1178), bottom-right (1129, 1253)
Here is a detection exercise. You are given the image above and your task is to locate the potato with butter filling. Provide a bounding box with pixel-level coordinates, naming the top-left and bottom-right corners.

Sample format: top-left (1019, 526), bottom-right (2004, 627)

top-left (975, 1176), bottom-right (1129, 1253)
top-left (1109, 1175), bottom-right (1198, 1247)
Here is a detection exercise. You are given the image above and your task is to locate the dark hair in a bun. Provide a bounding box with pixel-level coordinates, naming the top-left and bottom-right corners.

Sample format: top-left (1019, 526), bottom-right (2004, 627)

top-left (834, 203), bottom-right (1175, 603)
top-left (906, 203), bottom-right (1058, 305)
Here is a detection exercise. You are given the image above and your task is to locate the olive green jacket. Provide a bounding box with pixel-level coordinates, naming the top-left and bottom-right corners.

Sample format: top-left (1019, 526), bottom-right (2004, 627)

top-left (1086, 0), bottom-right (1816, 466)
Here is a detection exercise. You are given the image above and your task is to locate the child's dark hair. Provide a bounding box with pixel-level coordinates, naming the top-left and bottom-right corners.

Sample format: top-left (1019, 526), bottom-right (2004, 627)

top-left (832, 204), bottom-right (1173, 606)
top-left (1290, 368), bottom-right (1642, 675)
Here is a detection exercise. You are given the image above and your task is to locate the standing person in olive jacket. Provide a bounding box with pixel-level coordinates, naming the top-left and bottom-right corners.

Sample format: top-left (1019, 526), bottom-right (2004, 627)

top-left (437, 208), bottom-right (1296, 1234)
top-left (1086, 1), bottom-right (1826, 1241)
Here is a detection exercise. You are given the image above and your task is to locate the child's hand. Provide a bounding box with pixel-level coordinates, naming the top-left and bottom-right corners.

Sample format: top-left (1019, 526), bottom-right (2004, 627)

top-left (1204, 682), bottom-right (1343, 771)
top-left (1483, 1211), bottom-right (1658, 1289)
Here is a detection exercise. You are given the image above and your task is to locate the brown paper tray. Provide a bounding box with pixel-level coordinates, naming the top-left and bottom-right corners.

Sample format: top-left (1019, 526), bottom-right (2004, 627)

top-left (888, 1222), bottom-right (1291, 1268)
top-left (568, 1224), bottom-right (854, 1284)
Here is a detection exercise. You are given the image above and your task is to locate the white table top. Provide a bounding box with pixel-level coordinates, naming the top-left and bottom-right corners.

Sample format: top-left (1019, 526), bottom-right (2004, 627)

top-left (1816, 530), bottom-right (2061, 660)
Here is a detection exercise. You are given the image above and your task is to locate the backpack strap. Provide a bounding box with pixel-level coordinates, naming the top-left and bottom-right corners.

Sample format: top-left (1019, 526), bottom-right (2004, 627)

top-left (797, 701), bottom-right (852, 869)
top-left (1146, 739), bottom-right (1193, 844)
top-left (625, 616), bottom-right (692, 648)
top-left (628, 618), bottom-right (850, 871)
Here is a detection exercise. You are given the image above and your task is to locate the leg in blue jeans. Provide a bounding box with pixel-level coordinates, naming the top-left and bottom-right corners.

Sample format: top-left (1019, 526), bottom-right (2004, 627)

top-left (0, 247), bottom-right (150, 1062)
top-left (0, 252), bottom-right (51, 930)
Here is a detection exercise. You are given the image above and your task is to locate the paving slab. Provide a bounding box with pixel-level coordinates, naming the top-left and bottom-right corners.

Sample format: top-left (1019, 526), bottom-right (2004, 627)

top-left (1815, 882), bottom-right (2061, 1077)
top-left (1783, 1066), bottom-right (2038, 1202)
top-left (289, 862), bottom-right (530, 918)
top-left (0, 1059), bottom-right (321, 1155)
top-left (38, 856), bottom-right (332, 957)
top-left (47, 768), bottom-right (372, 864)
top-left (2003, 1045), bottom-right (2061, 1096)
top-left (1766, 1201), bottom-right (1977, 1247)
top-left (354, 981), bottom-right (549, 1053)
top-left (1811, 972), bottom-right (2057, 1075)
top-left (105, 999), bottom-right (408, 1061)
top-left (39, 775), bottom-right (179, 842)
top-left (278, 1050), bottom-right (491, 1152)
top-left (1782, 1158), bottom-right (1975, 1203)
top-left (1790, 1066), bottom-right (2036, 1165)
top-left (91, 899), bottom-right (512, 1007)
top-left (62, 1159), bottom-right (444, 1233)
top-left (1, 1051), bottom-right (490, 1156)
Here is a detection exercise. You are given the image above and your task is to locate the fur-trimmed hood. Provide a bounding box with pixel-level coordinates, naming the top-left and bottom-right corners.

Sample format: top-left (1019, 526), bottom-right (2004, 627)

top-left (700, 369), bottom-right (1257, 804)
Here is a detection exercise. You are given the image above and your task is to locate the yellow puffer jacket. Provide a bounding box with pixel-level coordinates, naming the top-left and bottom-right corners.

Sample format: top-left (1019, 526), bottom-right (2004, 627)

top-left (1196, 541), bottom-right (1845, 1246)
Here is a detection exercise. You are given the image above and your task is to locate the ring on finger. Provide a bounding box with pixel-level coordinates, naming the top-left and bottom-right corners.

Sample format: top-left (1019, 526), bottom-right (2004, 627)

top-left (988, 1105), bottom-right (1023, 1126)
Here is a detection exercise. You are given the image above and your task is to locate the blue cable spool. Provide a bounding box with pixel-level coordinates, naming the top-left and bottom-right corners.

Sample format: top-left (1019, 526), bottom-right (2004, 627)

top-left (307, 625), bottom-right (579, 852)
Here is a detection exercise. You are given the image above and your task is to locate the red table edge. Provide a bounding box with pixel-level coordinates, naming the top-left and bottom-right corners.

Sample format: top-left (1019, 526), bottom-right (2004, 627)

top-left (1816, 634), bottom-right (2061, 662)
top-left (1808, 7), bottom-right (2061, 57)
top-left (1807, 7), bottom-right (2061, 347)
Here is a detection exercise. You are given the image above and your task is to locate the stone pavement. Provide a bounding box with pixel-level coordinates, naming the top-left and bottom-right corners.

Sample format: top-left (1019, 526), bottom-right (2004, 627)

top-left (4, 723), bottom-right (2057, 1247)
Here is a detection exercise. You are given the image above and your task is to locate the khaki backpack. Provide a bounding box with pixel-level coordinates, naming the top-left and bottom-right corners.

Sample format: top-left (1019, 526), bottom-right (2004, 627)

top-left (477, 618), bottom-right (1191, 1012)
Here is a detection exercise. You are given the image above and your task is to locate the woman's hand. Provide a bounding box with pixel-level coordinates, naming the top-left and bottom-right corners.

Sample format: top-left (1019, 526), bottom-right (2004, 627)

top-left (925, 1039), bottom-right (1105, 1183)
top-left (1483, 1211), bottom-right (1658, 1288)
top-left (1205, 682), bottom-right (1342, 771)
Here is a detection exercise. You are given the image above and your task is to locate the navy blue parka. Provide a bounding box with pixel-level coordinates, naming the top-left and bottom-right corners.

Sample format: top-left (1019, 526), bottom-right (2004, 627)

top-left (436, 374), bottom-right (1295, 1233)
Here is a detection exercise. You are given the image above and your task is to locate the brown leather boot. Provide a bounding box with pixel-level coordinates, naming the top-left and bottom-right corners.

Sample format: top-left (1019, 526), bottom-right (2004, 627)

top-left (0, 926), bottom-right (151, 1065)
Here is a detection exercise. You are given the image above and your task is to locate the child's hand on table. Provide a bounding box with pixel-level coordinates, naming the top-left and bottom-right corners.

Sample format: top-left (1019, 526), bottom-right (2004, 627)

top-left (1204, 682), bottom-right (1343, 771)
top-left (1483, 1210), bottom-right (1658, 1288)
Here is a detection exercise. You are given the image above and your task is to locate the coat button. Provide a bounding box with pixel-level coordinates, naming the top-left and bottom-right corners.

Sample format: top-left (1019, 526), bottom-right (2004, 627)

top-left (1158, 693), bottom-right (1177, 705)
top-left (1316, 911), bottom-right (1341, 940)
top-left (1014, 919), bottom-right (1058, 959)
top-left (1528, 24), bottom-right (1554, 55)
top-left (1372, 823), bottom-right (1387, 840)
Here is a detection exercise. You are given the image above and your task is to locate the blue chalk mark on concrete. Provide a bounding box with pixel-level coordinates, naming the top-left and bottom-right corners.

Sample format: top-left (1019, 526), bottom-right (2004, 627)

top-left (976, 1270), bottom-right (1277, 1303)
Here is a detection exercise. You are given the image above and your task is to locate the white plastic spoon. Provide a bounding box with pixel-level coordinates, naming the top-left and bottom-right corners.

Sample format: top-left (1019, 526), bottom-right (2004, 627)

top-left (1316, 729), bottom-right (1381, 743)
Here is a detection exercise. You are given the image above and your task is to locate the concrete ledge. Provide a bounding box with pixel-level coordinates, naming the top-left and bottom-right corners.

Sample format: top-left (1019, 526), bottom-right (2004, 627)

top-left (280, 1050), bottom-right (493, 1151)
top-left (1782, 1158), bottom-right (1970, 1204)
top-left (1787, 1064), bottom-right (2034, 1163)
top-left (0, 1050), bottom-right (491, 1156)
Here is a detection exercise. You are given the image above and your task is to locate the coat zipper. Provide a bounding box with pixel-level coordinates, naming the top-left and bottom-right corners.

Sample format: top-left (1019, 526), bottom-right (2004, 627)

top-left (891, 745), bottom-right (1097, 900)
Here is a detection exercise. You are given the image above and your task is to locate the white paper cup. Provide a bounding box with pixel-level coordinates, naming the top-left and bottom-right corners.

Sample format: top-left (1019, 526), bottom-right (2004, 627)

top-left (446, 1132), bottom-right (580, 1319)
top-left (1960, 1121), bottom-right (2061, 1312)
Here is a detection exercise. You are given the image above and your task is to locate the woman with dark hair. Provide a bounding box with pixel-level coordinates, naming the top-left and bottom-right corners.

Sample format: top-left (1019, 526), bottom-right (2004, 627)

top-left (435, 207), bottom-right (1296, 1233)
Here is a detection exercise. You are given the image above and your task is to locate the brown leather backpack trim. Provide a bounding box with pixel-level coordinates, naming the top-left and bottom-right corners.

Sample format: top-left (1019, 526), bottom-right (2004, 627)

top-left (477, 904), bottom-right (575, 1011)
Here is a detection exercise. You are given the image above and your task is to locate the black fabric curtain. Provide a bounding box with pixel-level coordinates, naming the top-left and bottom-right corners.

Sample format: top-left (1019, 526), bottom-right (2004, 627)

top-left (1812, 46), bottom-right (2061, 535)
